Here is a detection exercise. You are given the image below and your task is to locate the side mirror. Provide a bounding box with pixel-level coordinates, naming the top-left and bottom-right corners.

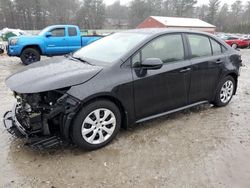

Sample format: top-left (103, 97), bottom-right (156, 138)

top-left (46, 32), bottom-right (52, 37)
top-left (141, 58), bottom-right (163, 70)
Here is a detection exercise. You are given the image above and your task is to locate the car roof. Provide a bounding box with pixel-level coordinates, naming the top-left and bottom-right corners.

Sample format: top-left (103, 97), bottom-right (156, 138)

top-left (122, 28), bottom-right (213, 37)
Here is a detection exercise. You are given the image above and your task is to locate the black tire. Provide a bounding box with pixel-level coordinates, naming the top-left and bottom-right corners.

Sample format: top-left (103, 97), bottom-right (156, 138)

top-left (213, 76), bottom-right (236, 107)
top-left (20, 48), bottom-right (41, 65)
top-left (0, 48), bottom-right (4, 54)
top-left (71, 100), bottom-right (121, 150)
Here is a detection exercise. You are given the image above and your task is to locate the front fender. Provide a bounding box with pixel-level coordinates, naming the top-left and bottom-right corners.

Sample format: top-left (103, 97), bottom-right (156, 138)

top-left (9, 36), bottom-right (45, 55)
top-left (67, 66), bottom-right (135, 127)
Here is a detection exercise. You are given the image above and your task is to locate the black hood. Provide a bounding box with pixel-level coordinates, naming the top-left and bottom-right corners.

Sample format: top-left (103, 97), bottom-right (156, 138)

top-left (5, 57), bottom-right (103, 93)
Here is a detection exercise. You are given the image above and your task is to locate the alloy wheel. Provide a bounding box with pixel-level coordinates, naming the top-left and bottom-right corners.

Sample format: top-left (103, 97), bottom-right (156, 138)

top-left (24, 52), bottom-right (37, 63)
top-left (220, 80), bottom-right (234, 103)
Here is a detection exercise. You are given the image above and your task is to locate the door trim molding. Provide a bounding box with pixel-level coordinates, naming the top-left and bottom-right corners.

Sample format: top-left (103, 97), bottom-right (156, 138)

top-left (136, 101), bottom-right (208, 123)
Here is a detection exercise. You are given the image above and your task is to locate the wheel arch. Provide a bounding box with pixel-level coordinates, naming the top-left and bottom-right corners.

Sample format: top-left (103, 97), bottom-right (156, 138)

top-left (21, 45), bottom-right (42, 54)
top-left (226, 72), bottom-right (238, 94)
top-left (80, 95), bottom-right (129, 130)
top-left (65, 94), bottom-right (129, 142)
top-left (212, 71), bottom-right (239, 102)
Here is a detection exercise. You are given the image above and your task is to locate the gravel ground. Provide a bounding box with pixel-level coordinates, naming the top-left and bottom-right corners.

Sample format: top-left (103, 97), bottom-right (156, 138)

top-left (0, 51), bottom-right (250, 188)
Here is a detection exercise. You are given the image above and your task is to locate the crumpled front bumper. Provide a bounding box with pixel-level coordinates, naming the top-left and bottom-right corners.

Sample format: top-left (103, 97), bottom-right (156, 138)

top-left (3, 104), bottom-right (29, 138)
top-left (3, 104), bottom-right (64, 149)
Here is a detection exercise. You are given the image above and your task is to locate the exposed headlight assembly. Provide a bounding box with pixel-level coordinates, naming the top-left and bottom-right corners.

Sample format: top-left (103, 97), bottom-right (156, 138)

top-left (10, 38), bottom-right (18, 45)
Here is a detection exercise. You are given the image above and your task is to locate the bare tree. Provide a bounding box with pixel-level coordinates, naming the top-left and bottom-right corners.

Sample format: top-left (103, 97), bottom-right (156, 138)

top-left (76, 0), bottom-right (105, 29)
top-left (1, 0), bottom-right (250, 33)
top-left (162, 0), bottom-right (176, 16)
top-left (106, 1), bottom-right (129, 29)
top-left (128, 0), bottom-right (149, 28)
top-left (174, 0), bottom-right (198, 17)
top-left (196, 4), bottom-right (209, 21)
top-left (0, 0), bottom-right (16, 28)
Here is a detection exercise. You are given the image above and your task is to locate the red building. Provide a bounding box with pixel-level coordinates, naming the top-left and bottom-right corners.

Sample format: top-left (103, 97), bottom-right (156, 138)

top-left (137, 16), bottom-right (216, 33)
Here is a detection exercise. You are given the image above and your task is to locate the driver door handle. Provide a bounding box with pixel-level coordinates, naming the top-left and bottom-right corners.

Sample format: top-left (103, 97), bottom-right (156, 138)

top-left (180, 67), bottom-right (191, 73)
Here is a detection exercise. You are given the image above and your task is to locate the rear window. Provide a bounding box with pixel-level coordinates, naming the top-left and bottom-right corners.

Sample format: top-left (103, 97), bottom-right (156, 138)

top-left (228, 37), bottom-right (238, 40)
top-left (187, 34), bottom-right (212, 58)
top-left (68, 27), bottom-right (77, 36)
top-left (210, 39), bottom-right (222, 55)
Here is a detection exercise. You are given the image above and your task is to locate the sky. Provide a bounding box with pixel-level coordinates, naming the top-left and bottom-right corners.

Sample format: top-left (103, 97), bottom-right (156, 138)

top-left (104, 0), bottom-right (249, 6)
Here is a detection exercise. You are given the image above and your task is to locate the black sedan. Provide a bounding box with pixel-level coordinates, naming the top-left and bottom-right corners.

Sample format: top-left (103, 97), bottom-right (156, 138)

top-left (3, 29), bottom-right (242, 150)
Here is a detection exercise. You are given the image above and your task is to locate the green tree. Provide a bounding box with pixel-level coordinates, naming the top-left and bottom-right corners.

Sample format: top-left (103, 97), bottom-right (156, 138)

top-left (216, 3), bottom-right (229, 31)
top-left (174, 0), bottom-right (198, 17)
top-left (207, 0), bottom-right (220, 25)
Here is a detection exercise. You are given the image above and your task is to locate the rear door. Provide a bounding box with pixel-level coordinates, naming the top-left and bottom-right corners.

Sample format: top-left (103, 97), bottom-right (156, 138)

top-left (66, 26), bottom-right (81, 52)
top-left (44, 27), bottom-right (68, 55)
top-left (186, 34), bottom-right (226, 104)
top-left (132, 33), bottom-right (192, 120)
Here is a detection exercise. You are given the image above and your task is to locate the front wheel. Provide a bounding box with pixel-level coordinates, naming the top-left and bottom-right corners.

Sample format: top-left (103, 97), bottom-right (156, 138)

top-left (213, 76), bottom-right (235, 107)
top-left (20, 48), bottom-right (41, 65)
top-left (71, 100), bottom-right (121, 150)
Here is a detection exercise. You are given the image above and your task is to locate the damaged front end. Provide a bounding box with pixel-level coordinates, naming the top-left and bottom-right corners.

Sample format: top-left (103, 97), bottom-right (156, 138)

top-left (3, 88), bottom-right (81, 149)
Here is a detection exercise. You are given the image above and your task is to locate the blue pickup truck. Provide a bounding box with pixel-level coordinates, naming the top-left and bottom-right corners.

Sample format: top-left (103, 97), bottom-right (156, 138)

top-left (7, 25), bottom-right (102, 64)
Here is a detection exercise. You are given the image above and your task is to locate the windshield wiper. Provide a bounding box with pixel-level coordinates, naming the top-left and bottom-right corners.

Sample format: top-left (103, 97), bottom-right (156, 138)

top-left (67, 53), bottom-right (93, 65)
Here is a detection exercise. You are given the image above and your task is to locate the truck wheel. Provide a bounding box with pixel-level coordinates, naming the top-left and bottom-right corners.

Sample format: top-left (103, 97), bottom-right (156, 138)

top-left (0, 48), bottom-right (4, 54)
top-left (20, 48), bottom-right (41, 65)
top-left (71, 100), bottom-right (121, 150)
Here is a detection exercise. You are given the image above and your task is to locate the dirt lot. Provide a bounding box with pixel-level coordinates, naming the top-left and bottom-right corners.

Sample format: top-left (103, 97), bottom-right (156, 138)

top-left (0, 50), bottom-right (250, 188)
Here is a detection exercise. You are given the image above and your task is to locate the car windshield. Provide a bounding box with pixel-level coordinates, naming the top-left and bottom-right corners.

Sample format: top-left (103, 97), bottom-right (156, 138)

top-left (38, 26), bottom-right (51, 36)
top-left (73, 32), bottom-right (149, 63)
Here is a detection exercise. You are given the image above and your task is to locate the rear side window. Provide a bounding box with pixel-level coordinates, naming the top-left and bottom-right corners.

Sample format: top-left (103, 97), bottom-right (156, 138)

top-left (210, 39), bottom-right (222, 55)
top-left (187, 34), bottom-right (212, 58)
top-left (68, 27), bottom-right (77, 36)
top-left (228, 37), bottom-right (238, 40)
top-left (141, 34), bottom-right (184, 64)
top-left (51, 28), bottom-right (65, 37)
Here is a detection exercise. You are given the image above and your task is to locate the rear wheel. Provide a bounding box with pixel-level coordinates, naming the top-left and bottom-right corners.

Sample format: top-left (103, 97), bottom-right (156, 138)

top-left (0, 48), bottom-right (4, 54)
top-left (20, 48), bottom-right (40, 65)
top-left (213, 76), bottom-right (235, 107)
top-left (71, 100), bottom-right (121, 150)
top-left (232, 43), bottom-right (238, 49)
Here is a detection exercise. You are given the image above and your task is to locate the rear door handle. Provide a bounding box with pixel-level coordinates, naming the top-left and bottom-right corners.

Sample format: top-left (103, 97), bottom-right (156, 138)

top-left (216, 59), bottom-right (223, 64)
top-left (180, 67), bottom-right (191, 73)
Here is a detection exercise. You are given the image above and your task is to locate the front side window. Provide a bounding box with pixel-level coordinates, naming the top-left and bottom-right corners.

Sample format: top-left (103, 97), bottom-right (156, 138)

top-left (210, 38), bottom-right (222, 55)
top-left (187, 34), bottom-right (212, 58)
top-left (51, 28), bottom-right (65, 37)
top-left (141, 34), bottom-right (184, 63)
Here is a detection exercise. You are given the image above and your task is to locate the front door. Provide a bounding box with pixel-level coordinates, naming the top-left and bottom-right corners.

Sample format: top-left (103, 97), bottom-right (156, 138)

top-left (45, 27), bottom-right (68, 55)
top-left (132, 34), bottom-right (191, 120)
